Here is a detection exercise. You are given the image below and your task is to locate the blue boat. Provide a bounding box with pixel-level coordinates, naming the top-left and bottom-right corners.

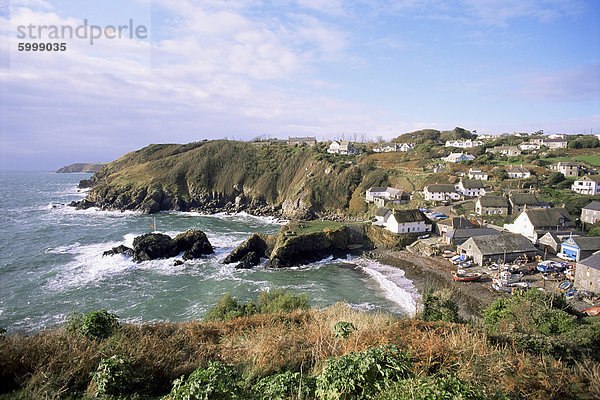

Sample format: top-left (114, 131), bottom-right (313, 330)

top-left (558, 281), bottom-right (572, 292)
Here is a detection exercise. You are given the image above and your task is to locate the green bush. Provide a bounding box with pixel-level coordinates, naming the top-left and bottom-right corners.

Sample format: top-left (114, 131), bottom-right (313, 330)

top-left (257, 289), bottom-right (310, 314)
top-left (204, 294), bottom-right (258, 322)
top-left (66, 310), bottom-right (119, 339)
top-left (252, 370), bottom-right (316, 400)
top-left (91, 355), bottom-right (134, 398)
top-left (421, 289), bottom-right (460, 323)
top-left (165, 361), bottom-right (244, 400)
top-left (332, 321), bottom-right (356, 339)
top-left (377, 374), bottom-right (501, 400)
top-left (316, 345), bottom-right (413, 400)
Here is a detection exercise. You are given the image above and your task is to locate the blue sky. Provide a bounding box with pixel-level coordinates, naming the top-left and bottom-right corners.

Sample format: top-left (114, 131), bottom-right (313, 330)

top-left (1, 0), bottom-right (599, 170)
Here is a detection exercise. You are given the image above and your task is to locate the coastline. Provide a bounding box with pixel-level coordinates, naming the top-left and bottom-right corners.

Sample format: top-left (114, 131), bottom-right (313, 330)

top-left (369, 248), bottom-right (502, 320)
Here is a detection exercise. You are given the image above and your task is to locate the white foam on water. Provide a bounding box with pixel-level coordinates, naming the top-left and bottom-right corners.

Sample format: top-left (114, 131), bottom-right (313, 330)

top-left (46, 242), bottom-right (81, 254)
top-left (352, 257), bottom-right (420, 316)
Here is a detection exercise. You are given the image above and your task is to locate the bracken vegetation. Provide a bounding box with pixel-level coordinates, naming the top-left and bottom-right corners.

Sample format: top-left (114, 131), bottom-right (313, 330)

top-left (1, 289), bottom-right (598, 399)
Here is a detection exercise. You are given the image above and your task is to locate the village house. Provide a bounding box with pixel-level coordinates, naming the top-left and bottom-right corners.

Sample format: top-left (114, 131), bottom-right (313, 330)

top-left (458, 233), bottom-right (538, 266)
top-left (575, 250), bottom-right (600, 294)
top-left (506, 166), bottom-right (531, 179)
top-left (287, 137), bottom-right (317, 146)
top-left (373, 143), bottom-right (398, 152)
top-left (552, 162), bottom-right (581, 178)
top-left (365, 187), bottom-right (410, 206)
top-left (397, 143), bottom-right (415, 152)
top-left (560, 236), bottom-right (600, 262)
top-left (384, 210), bottom-right (432, 234)
top-left (475, 195), bottom-right (509, 215)
top-left (477, 134), bottom-right (495, 140)
top-left (436, 216), bottom-right (474, 235)
top-left (456, 178), bottom-right (486, 197)
top-left (468, 168), bottom-right (488, 180)
top-left (508, 193), bottom-right (548, 214)
top-left (327, 140), bottom-right (359, 155)
top-left (518, 141), bottom-right (541, 151)
top-left (373, 207), bottom-right (392, 226)
top-left (548, 134), bottom-right (567, 139)
top-left (444, 227), bottom-right (499, 245)
top-left (572, 175), bottom-right (600, 196)
top-left (444, 139), bottom-right (483, 148)
top-left (441, 152), bottom-right (475, 163)
top-left (423, 184), bottom-right (460, 201)
top-left (485, 146), bottom-right (522, 157)
top-left (503, 207), bottom-right (576, 243)
top-left (538, 231), bottom-right (584, 255)
top-left (542, 138), bottom-right (568, 149)
top-left (581, 201), bottom-right (600, 225)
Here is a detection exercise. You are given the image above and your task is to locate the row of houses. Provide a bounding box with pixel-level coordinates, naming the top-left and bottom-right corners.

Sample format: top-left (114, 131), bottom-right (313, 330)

top-left (475, 193), bottom-right (549, 215)
top-left (444, 139), bottom-right (484, 148)
top-left (466, 166), bottom-right (531, 180)
top-left (365, 187), bottom-right (411, 207)
top-left (423, 179), bottom-right (486, 201)
top-left (372, 143), bottom-right (415, 152)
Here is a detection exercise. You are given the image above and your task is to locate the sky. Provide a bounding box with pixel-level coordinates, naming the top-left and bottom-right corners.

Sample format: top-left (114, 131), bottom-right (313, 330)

top-left (0, 0), bottom-right (599, 170)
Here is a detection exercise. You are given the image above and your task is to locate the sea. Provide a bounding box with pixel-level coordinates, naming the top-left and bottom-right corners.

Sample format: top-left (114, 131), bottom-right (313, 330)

top-left (0, 172), bottom-right (420, 333)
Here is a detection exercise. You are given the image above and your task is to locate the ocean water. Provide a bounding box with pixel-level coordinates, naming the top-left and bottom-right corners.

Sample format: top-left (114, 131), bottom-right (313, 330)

top-left (0, 172), bottom-right (420, 333)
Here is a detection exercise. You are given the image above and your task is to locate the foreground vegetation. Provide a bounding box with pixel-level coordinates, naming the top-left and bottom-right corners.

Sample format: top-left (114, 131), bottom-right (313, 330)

top-left (1, 289), bottom-right (598, 399)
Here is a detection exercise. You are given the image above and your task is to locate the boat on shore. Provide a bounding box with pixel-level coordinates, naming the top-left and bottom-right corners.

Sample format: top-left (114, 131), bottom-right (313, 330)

top-left (492, 280), bottom-right (530, 293)
top-left (452, 270), bottom-right (483, 282)
top-left (558, 281), bottom-right (572, 292)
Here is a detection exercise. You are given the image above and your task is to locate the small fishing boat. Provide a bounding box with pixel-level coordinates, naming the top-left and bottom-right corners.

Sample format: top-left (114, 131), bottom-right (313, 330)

top-left (581, 307), bottom-right (600, 317)
top-left (493, 270), bottom-right (522, 284)
top-left (491, 280), bottom-right (529, 293)
top-left (537, 261), bottom-right (566, 273)
top-left (565, 289), bottom-right (578, 299)
top-left (452, 270), bottom-right (483, 282)
top-left (558, 281), bottom-right (572, 292)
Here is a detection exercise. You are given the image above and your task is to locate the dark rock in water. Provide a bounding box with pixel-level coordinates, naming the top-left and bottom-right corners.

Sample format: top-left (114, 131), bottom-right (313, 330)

top-left (223, 233), bottom-right (271, 264)
top-left (173, 229), bottom-right (214, 260)
top-left (78, 179), bottom-right (93, 189)
top-left (132, 233), bottom-right (177, 262)
top-left (69, 199), bottom-right (96, 210)
top-left (173, 259), bottom-right (184, 266)
top-left (103, 245), bottom-right (133, 257)
top-left (235, 251), bottom-right (261, 269)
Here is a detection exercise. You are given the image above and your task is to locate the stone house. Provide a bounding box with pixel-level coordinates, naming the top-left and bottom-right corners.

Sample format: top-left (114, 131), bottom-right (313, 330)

top-left (552, 162), bottom-right (581, 178)
top-left (538, 231), bottom-right (584, 255)
top-left (575, 250), bottom-right (600, 294)
top-left (444, 227), bottom-right (499, 245)
top-left (508, 193), bottom-right (548, 215)
top-left (475, 195), bottom-right (509, 215)
top-left (436, 217), bottom-right (474, 235)
top-left (458, 233), bottom-right (538, 266)
top-left (485, 146), bottom-right (522, 157)
top-left (581, 201), bottom-right (600, 225)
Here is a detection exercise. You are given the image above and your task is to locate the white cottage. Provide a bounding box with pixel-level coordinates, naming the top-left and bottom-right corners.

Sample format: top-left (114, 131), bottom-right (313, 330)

top-left (384, 210), bottom-right (432, 234)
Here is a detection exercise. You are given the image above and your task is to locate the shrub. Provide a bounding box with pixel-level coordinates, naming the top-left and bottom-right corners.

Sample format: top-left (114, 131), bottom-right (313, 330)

top-left (378, 374), bottom-right (499, 400)
top-left (204, 294), bottom-right (257, 322)
top-left (91, 355), bottom-right (134, 397)
top-left (252, 370), bottom-right (316, 400)
top-left (257, 289), bottom-right (310, 314)
top-left (421, 289), bottom-right (460, 323)
top-left (165, 361), bottom-right (244, 400)
top-left (66, 310), bottom-right (119, 339)
top-left (332, 321), bottom-right (356, 339)
top-left (316, 345), bottom-right (413, 400)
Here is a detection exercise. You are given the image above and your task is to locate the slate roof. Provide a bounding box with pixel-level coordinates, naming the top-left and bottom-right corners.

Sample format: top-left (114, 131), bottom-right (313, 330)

top-left (539, 231), bottom-right (585, 245)
top-left (445, 228), bottom-right (499, 239)
top-left (577, 175), bottom-right (600, 183)
top-left (506, 166), bottom-right (529, 174)
top-left (390, 210), bottom-right (431, 224)
top-left (375, 207), bottom-right (390, 217)
top-left (525, 208), bottom-right (575, 228)
top-left (426, 184), bottom-right (456, 193)
top-left (464, 233), bottom-right (537, 255)
top-left (510, 193), bottom-right (541, 206)
top-left (566, 237), bottom-right (600, 251)
top-left (460, 179), bottom-right (485, 189)
top-left (579, 250), bottom-right (600, 271)
top-left (438, 217), bottom-right (474, 229)
top-left (478, 195), bottom-right (508, 208)
top-left (583, 201), bottom-right (600, 212)
top-left (368, 187), bottom-right (388, 193)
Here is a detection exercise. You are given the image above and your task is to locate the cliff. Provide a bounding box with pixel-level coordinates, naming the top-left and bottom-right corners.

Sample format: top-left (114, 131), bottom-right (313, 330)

top-left (55, 163), bottom-right (107, 173)
top-left (71, 140), bottom-right (388, 218)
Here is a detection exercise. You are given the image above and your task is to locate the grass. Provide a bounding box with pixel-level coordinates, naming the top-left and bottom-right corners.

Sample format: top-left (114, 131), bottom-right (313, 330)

top-left (539, 155), bottom-right (600, 166)
top-left (1, 303), bottom-right (597, 399)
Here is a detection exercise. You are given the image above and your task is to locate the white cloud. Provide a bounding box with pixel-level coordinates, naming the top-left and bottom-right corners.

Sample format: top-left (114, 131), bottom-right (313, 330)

top-left (518, 64), bottom-right (600, 102)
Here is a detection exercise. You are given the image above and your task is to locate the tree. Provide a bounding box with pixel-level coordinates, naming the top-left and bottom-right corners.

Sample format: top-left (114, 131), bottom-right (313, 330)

top-left (548, 172), bottom-right (565, 184)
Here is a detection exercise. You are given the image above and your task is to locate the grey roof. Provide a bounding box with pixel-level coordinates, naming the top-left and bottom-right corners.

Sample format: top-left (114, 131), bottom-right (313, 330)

top-left (583, 201), bottom-right (600, 212)
top-left (566, 236), bottom-right (600, 251)
top-left (438, 217), bottom-right (474, 229)
top-left (426, 184), bottom-right (456, 193)
top-left (577, 175), bottom-right (600, 183)
top-left (368, 187), bottom-right (388, 193)
top-left (463, 233), bottom-right (537, 255)
top-left (510, 193), bottom-right (541, 206)
top-left (525, 207), bottom-right (575, 228)
top-left (506, 166), bottom-right (529, 174)
top-left (579, 250), bottom-right (600, 270)
top-left (544, 138), bottom-right (567, 143)
top-left (478, 195), bottom-right (508, 208)
top-left (445, 228), bottom-right (499, 239)
top-left (460, 179), bottom-right (485, 189)
top-left (375, 207), bottom-right (390, 217)
top-left (390, 209), bottom-right (431, 224)
top-left (540, 231), bottom-right (585, 245)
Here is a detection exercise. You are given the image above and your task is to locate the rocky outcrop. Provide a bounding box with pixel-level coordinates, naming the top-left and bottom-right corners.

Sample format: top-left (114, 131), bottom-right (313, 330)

top-left (224, 223), bottom-right (372, 269)
top-left (56, 163), bottom-right (106, 173)
top-left (78, 179), bottom-right (93, 189)
top-left (102, 229), bottom-right (213, 262)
